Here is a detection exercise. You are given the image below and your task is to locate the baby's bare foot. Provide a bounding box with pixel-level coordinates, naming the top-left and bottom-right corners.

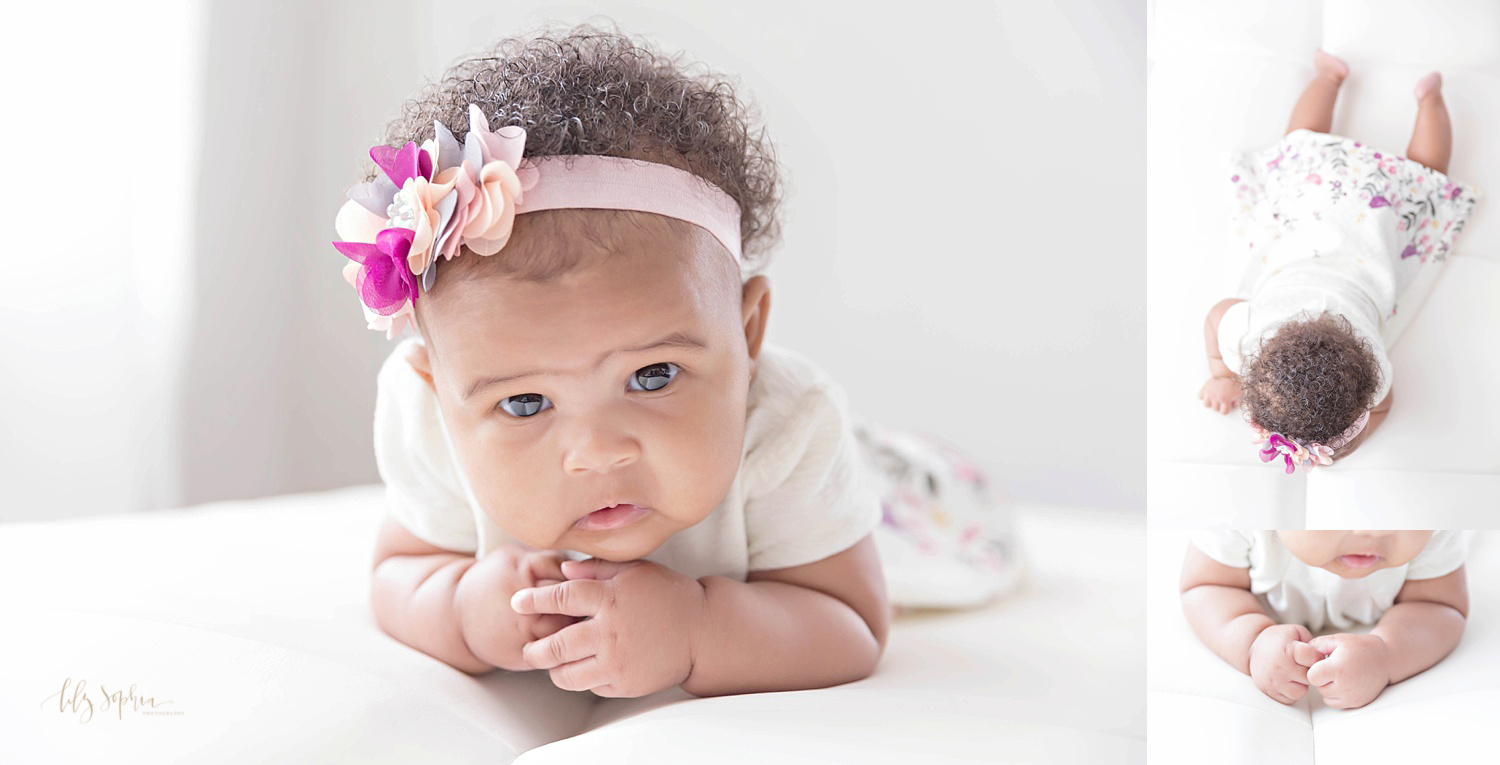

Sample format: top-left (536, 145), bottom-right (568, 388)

top-left (1314, 49), bottom-right (1349, 85)
top-left (1415, 71), bottom-right (1442, 102)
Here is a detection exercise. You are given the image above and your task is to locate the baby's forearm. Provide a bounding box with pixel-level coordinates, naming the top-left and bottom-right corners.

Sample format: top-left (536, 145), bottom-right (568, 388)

top-left (1182, 584), bottom-right (1275, 674)
top-left (1371, 601), bottom-right (1465, 684)
top-left (683, 575), bottom-right (882, 697)
top-left (371, 553), bottom-right (492, 675)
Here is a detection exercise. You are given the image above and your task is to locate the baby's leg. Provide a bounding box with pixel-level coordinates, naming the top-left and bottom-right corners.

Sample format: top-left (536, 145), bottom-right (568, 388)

top-left (1285, 50), bottom-right (1348, 136)
top-left (1406, 72), bottom-right (1451, 174)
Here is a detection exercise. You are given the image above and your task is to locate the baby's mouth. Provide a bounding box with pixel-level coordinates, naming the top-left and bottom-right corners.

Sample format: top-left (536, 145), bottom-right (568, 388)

top-left (573, 503), bottom-right (651, 531)
top-left (1337, 554), bottom-right (1382, 569)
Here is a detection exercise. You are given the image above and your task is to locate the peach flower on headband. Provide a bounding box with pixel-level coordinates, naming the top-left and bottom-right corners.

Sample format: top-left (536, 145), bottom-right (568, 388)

top-left (420, 107), bottom-right (540, 261)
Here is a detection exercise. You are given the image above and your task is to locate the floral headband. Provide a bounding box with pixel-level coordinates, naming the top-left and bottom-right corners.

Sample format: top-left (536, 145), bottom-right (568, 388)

top-left (332, 104), bottom-right (744, 338)
top-left (1251, 410), bottom-right (1370, 474)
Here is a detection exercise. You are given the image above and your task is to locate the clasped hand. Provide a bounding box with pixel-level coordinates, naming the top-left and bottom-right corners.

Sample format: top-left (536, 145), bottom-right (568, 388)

top-left (1250, 625), bottom-right (1391, 709)
top-left (511, 558), bottom-right (708, 698)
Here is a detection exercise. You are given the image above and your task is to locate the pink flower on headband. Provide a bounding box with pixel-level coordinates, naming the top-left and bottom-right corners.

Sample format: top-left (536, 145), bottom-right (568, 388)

top-left (1251, 425), bottom-right (1336, 474)
top-left (332, 105), bottom-right (538, 338)
top-left (1258, 432), bottom-right (1305, 474)
top-left (332, 228), bottom-right (418, 316)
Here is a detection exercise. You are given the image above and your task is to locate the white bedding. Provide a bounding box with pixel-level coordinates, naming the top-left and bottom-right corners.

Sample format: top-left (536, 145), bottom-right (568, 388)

top-left (0, 485), bottom-right (1143, 764)
top-left (1147, 0), bottom-right (1500, 524)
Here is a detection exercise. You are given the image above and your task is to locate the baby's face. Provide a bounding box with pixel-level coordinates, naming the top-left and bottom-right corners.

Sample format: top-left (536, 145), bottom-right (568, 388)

top-left (419, 216), bottom-right (761, 561)
top-left (1276, 531), bottom-right (1434, 579)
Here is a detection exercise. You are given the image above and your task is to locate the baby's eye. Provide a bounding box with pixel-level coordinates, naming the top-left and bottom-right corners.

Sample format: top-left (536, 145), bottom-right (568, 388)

top-left (497, 393), bottom-right (552, 418)
top-left (628, 362), bottom-right (679, 392)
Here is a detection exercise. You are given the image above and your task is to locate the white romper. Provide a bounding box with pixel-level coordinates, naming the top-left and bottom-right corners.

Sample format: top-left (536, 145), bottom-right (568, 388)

top-left (1218, 129), bottom-right (1480, 393)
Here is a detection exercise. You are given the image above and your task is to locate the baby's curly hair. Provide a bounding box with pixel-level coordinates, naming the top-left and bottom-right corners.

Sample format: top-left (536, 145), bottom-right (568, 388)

top-left (361, 20), bottom-right (783, 296)
top-left (1240, 312), bottom-right (1383, 445)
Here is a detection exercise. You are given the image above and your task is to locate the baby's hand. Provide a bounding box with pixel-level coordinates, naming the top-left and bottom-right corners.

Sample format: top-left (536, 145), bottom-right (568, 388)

top-left (1307, 633), bottom-right (1392, 709)
top-left (1199, 376), bottom-right (1243, 415)
top-left (454, 545), bottom-right (580, 672)
top-left (512, 558), bottom-right (706, 698)
top-left (1249, 623), bottom-right (1321, 704)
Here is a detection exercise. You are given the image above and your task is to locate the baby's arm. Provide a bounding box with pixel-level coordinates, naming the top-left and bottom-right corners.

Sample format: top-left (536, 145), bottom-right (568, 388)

top-left (1180, 544), bottom-right (1320, 704)
top-left (691, 533), bottom-right (888, 696)
top-left (1374, 565), bottom-right (1468, 682)
top-left (1200, 298), bottom-right (1246, 414)
top-left (369, 516), bottom-right (573, 674)
top-left (1306, 565), bottom-right (1466, 708)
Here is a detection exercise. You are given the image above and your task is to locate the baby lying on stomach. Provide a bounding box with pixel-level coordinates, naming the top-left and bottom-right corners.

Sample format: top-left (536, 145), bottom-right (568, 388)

top-left (1180, 531), bottom-right (1470, 709)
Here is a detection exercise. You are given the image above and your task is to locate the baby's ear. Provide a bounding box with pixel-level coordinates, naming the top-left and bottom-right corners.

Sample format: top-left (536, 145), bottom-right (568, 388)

top-left (740, 275), bottom-right (772, 369)
top-left (404, 342), bottom-right (436, 391)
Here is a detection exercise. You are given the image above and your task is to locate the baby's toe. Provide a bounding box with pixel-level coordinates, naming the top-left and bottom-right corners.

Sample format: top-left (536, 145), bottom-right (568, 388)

top-left (1314, 49), bottom-right (1350, 83)
top-left (1415, 71), bottom-right (1442, 102)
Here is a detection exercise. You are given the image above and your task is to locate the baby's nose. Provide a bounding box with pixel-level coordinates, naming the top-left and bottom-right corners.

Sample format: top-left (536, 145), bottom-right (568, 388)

top-left (562, 422), bottom-right (641, 475)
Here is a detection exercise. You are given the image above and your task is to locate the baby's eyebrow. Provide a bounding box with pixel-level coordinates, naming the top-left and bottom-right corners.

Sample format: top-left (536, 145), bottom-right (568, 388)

top-left (463, 331), bottom-right (708, 402)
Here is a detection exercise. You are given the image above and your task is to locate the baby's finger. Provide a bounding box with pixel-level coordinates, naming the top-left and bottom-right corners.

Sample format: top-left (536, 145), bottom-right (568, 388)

top-left (1307, 659), bottom-right (1334, 688)
top-left (1282, 680), bottom-right (1308, 703)
top-left (562, 558), bottom-right (639, 581)
top-left (525, 552), bottom-right (569, 583)
top-left (1292, 641), bottom-right (1324, 668)
top-left (1309, 634), bottom-right (1340, 656)
top-left (547, 657), bottom-right (609, 693)
top-left (527, 612), bottom-right (578, 641)
top-left (1287, 663), bottom-right (1308, 687)
top-left (512, 579), bottom-right (607, 617)
top-left (523, 621), bottom-right (596, 670)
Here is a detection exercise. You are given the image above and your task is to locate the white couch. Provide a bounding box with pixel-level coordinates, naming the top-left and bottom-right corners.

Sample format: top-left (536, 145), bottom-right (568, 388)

top-left (1147, 530), bottom-right (1498, 763)
top-left (0, 485), bottom-right (1143, 763)
top-left (1147, 0), bottom-right (1500, 525)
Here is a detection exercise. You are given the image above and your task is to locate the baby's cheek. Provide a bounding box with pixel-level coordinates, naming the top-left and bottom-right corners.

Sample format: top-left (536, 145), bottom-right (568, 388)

top-left (470, 452), bottom-right (559, 544)
top-left (665, 396), bottom-right (745, 511)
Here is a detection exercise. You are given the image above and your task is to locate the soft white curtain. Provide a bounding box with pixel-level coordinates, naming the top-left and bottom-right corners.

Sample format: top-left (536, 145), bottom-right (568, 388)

top-left (0, 2), bottom-right (204, 522)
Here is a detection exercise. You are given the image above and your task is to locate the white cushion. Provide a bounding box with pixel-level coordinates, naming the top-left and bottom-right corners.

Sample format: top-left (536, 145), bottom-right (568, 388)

top-left (0, 487), bottom-right (1143, 763)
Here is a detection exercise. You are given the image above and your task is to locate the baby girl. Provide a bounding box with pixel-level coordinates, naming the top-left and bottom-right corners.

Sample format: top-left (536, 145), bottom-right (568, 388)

top-left (341, 25), bottom-right (1009, 699)
top-left (1180, 530), bottom-right (1470, 709)
top-left (1198, 51), bottom-right (1480, 472)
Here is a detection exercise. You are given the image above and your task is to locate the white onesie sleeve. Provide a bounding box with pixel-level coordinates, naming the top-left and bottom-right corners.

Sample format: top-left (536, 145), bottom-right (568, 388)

top-left (372, 338), bottom-right (480, 554)
top-left (1215, 301), bottom-right (1252, 376)
top-left (1191, 530), bottom-right (1256, 568)
top-left (739, 346), bottom-right (882, 573)
top-left (1404, 531), bottom-right (1472, 580)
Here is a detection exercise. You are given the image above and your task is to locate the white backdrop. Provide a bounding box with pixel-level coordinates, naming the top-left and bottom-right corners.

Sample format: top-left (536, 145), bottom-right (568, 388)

top-left (0, 0), bottom-right (1144, 522)
top-left (0, 1), bottom-right (202, 521)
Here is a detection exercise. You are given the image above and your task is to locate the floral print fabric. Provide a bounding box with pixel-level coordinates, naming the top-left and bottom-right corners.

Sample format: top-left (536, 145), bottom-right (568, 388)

top-left (1228, 129), bottom-right (1479, 321)
top-left (853, 420), bottom-right (1021, 611)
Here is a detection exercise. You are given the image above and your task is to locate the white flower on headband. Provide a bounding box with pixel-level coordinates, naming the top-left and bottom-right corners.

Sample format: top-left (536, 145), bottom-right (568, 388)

top-left (332, 105), bottom-right (539, 338)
